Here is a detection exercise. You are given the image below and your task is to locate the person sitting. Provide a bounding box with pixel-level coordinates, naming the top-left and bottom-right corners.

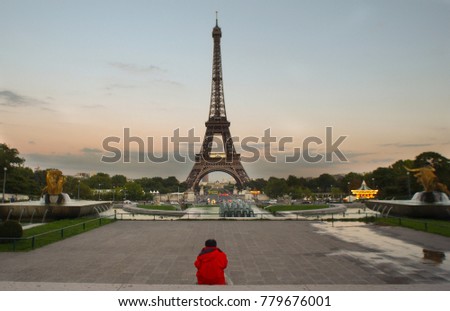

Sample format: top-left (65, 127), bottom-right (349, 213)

top-left (194, 239), bottom-right (228, 285)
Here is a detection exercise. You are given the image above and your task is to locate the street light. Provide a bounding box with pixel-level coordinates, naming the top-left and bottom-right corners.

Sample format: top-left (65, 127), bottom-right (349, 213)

top-left (347, 181), bottom-right (351, 203)
top-left (112, 186), bottom-right (115, 202)
top-left (2, 167), bottom-right (7, 203)
top-left (407, 171), bottom-right (411, 199)
top-left (98, 183), bottom-right (102, 200)
top-left (77, 180), bottom-right (80, 200)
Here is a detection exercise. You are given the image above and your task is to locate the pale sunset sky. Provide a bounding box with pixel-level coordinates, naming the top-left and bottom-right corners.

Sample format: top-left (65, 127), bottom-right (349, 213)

top-left (1, 0), bottom-right (449, 180)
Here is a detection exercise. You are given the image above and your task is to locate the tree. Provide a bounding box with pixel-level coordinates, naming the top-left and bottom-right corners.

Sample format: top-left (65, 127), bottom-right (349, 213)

top-left (33, 169), bottom-right (47, 193)
top-left (63, 176), bottom-right (93, 200)
top-left (286, 175), bottom-right (301, 188)
top-left (163, 176), bottom-right (180, 193)
top-left (338, 172), bottom-right (363, 193)
top-left (414, 151), bottom-right (448, 168)
top-left (264, 177), bottom-right (288, 198)
top-left (390, 159), bottom-right (419, 197)
top-left (316, 173), bottom-right (336, 192)
top-left (414, 152), bottom-right (450, 187)
top-left (4, 166), bottom-right (40, 196)
top-left (86, 173), bottom-right (112, 189)
top-left (124, 181), bottom-right (144, 201)
top-left (111, 174), bottom-right (127, 187)
top-left (290, 187), bottom-right (304, 200)
top-left (371, 167), bottom-right (399, 198)
top-left (244, 178), bottom-right (267, 191)
top-left (135, 177), bottom-right (163, 193)
top-left (0, 144), bottom-right (38, 196)
top-left (178, 181), bottom-right (188, 192)
top-left (134, 176), bottom-right (182, 194)
top-left (0, 143), bottom-right (25, 169)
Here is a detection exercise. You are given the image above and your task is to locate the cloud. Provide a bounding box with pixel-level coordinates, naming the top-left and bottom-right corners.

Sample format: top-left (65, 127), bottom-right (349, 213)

top-left (39, 106), bottom-right (58, 112)
top-left (105, 83), bottom-right (137, 91)
top-left (154, 79), bottom-right (183, 87)
top-left (367, 157), bottom-right (397, 164)
top-left (81, 147), bottom-right (103, 154)
top-left (0, 90), bottom-right (50, 108)
top-left (81, 104), bottom-right (105, 109)
top-left (0, 90), bottom-right (28, 107)
top-left (379, 143), bottom-right (434, 148)
top-left (109, 62), bottom-right (166, 75)
top-left (28, 141), bottom-right (36, 145)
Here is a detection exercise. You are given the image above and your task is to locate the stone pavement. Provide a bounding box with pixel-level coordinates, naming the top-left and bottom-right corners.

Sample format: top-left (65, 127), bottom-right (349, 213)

top-left (0, 221), bottom-right (449, 290)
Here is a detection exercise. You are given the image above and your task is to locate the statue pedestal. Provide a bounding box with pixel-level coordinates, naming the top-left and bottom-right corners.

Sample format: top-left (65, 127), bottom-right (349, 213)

top-left (49, 195), bottom-right (61, 204)
top-left (422, 192), bottom-right (437, 203)
top-left (45, 194), bottom-right (67, 204)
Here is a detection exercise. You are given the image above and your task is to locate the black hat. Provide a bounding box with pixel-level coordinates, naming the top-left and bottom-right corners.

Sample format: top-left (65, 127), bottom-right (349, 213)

top-left (205, 239), bottom-right (217, 247)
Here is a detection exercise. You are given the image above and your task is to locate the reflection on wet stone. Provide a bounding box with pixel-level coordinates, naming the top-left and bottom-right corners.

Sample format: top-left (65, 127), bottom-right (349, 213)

top-left (423, 249), bottom-right (446, 263)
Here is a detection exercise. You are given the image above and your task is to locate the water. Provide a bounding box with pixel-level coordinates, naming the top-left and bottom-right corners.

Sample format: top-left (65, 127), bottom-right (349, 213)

top-left (41, 209), bottom-right (49, 223)
top-left (6, 209), bottom-right (12, 221)
top-left (29, 209), bottom-right (36, 224)
top-left (313, 222), bottom-right (450, 273)
top-left (411, 191), bottom-right (450, 203)
top-left (38, 193), bottom-right (72, 204)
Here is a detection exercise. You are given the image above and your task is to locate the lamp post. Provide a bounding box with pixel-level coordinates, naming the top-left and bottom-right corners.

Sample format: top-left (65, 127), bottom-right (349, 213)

top-left (407, 171), bottom-right (411, 199)
top-left (316, 187), bottom-right (320, 202)
top-left (2, 167), bottom-right (7, 203)
top-left (112, 186), bottom-right (115, 202)
top-left (98, 183), bottom-right (101, 200)
top-left (347, 181), bottom-right (351, 203)
top-left (77, 179), bottom-right (80, 200)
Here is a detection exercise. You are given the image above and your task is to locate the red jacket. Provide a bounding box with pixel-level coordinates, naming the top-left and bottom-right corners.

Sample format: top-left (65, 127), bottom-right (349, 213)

top-left (194, 246), bottom-right (228, 285)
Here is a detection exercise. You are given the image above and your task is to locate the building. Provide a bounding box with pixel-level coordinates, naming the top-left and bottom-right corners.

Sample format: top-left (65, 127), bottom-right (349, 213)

top-left (351, 180), bottom-right (378, 200)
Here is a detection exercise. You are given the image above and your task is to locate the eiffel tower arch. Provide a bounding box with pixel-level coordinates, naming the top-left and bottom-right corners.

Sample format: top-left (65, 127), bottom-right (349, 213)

top-left (186, 16), bottom-right (250, 190)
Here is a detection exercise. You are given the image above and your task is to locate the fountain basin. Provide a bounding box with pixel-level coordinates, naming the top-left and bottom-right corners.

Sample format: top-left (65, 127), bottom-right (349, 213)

top-left (365, 200), bottom-right (450, 220)
top-left (0, 200), bottom-right (112, 222)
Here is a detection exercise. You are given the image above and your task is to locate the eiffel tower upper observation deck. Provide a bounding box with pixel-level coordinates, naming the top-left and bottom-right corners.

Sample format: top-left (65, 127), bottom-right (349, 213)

top-left (186, 15), bottom-right (250, 190)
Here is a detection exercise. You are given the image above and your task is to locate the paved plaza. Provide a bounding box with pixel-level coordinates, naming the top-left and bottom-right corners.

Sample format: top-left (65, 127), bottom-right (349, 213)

top-left (0, 220), bottom-right (449, 290)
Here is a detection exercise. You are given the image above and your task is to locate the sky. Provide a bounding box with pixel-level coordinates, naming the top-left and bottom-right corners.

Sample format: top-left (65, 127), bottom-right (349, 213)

top-left (1, 0), bottom-right (449, 181)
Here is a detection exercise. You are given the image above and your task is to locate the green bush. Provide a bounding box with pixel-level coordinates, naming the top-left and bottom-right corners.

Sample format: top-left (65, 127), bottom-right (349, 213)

top-left (0, 220), bottom-right (23, 243)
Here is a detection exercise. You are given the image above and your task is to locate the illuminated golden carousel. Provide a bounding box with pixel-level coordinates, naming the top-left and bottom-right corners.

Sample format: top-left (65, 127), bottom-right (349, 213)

top-left (351, 180), bottom-right (378, 200)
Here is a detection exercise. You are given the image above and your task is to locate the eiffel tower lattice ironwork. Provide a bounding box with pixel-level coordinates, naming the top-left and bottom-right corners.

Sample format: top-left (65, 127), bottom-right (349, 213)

top-left (186, 16), bottom-right (250, 190)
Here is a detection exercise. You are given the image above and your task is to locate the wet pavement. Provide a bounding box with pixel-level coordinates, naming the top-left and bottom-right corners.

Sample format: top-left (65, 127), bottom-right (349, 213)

top-left (0, 221), bottom-right (449, 290)
top-left (313, 222), bottom-right (450, 284)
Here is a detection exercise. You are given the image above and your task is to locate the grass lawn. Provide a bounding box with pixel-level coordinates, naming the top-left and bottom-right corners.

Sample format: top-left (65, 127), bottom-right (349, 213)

top-left (374, 217), bottom-right (450, 237)
top-left (189, 205), bottom-right (219, 210)
top-left (137, 204), bottom-right (178, 211)
top-left (266, 204), bottom-right (329, 213)
top-left (0, 217), bottom-right (115, 252)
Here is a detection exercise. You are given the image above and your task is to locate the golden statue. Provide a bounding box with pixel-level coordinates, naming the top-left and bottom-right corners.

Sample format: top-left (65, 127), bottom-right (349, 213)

top-left (405, 166), bottom-right (450, 195)
top-left (42, 169), bottom-right (66, 204)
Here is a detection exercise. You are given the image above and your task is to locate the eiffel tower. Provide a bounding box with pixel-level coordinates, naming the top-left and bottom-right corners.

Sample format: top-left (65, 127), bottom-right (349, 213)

top-left (186, 16), bottom-right (250, 190)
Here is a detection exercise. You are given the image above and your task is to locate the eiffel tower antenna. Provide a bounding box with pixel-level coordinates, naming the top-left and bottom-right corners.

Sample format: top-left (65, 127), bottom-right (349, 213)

top-left (216, 11), bottom-right (218, 26)
top-left (186, 18), bottom-right (250, 190)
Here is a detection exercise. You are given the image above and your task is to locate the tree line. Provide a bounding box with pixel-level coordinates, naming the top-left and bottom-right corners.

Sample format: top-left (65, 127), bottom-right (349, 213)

top-left (1, 143), bottom-right (449, 201)
top-left (245, 151), bottom-right (450, 199)
top-left (0, 143), bottom-right (187, 201)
